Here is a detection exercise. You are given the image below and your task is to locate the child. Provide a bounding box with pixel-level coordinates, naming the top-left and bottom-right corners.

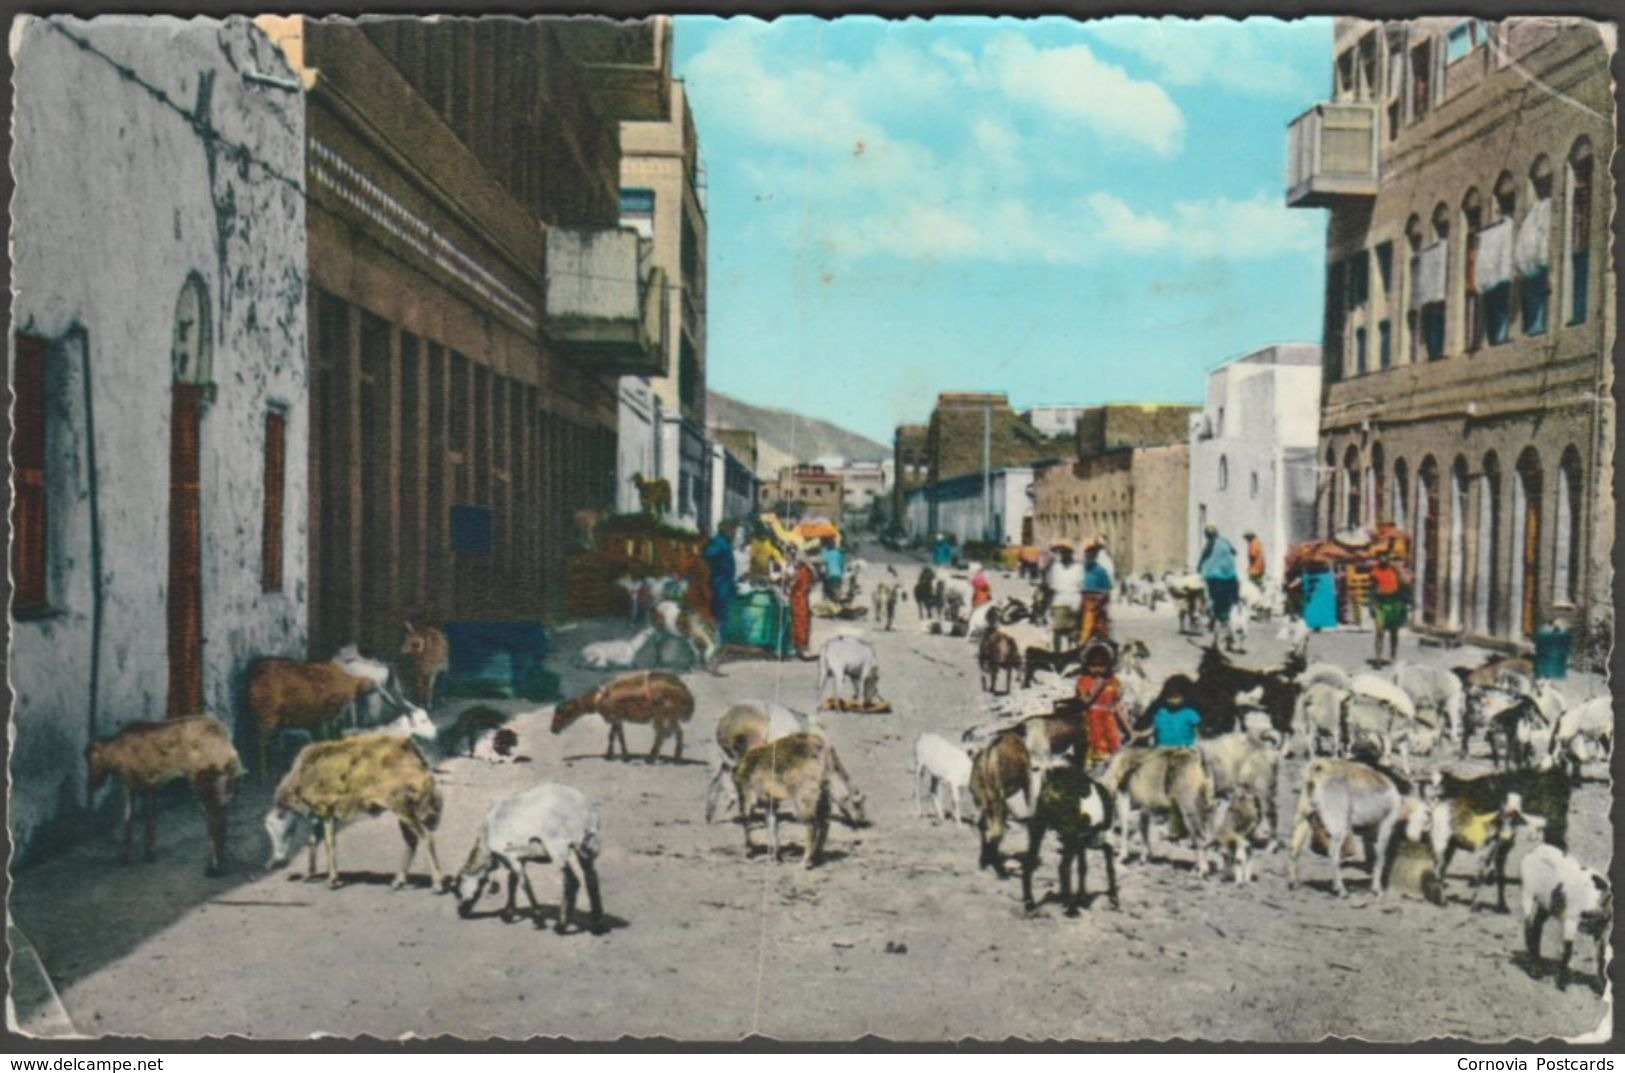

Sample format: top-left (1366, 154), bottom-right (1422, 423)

top-left (1075, 641), bottom-right (1128, 767)
top-left (1147, 674), bottom-right (1203, 748)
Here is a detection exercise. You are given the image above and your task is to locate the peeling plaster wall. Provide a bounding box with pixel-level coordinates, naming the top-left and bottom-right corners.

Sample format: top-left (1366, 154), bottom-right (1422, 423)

top-left (9, 15), bottom-right (308, 861)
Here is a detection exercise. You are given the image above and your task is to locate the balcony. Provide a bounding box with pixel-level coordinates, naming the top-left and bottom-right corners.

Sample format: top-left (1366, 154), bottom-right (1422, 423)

top-left (545, 227), bottom-right (668, 377)
top-left (1285, 102), bottom-right (1379, 208)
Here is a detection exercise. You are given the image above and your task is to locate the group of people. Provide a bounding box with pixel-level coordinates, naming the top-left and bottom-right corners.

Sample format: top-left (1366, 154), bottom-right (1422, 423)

top-left (1040, 540), bottom-right (1116, 649)
top-left (699, 520), bottom-right (851, 662)
top-left (1071, 640), bottom-right (1204, 768)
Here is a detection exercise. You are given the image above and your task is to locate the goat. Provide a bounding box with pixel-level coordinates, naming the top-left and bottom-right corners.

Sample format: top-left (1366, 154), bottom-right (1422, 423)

top-left (705, 700), bottom-right (823, 823)
top-left (1198, 727), bottom-right (1284, 846)
top-left (248, 658), bottom-right (378, 779)
top-left (970, 732), bottom-right (1034, 876)
top-left (914, 568), bottom-right (939, 620)
top-left (342, 705), bottom-right (437, 744)
top-left (1097, 747), bottom-right (1214, 876)
top-left (1422, 765), bottom-right (1572, 911)
top-left (86, 715), bottom-right (244, 876)
top-left (400, 621), bottom-right (450, 710)
top-left (264, 734), bottom-right (444, 891)
top-left (652, 599), bottom-right (719, 673)
top-left (1406, 788), bottom-right (1541, 912)
top-left (817, 634), bottom-right (880, 707)
top-left (574, 627), bottom-right (656, 670)
top-left (1022, 644), bottom-right (1084, 688)
top-left (551, 671), bottom-right (695, 762)
top-left (1394, 662), bottom-right (1467, 756)
top-left (912, 731), bottom-right (976, 825)
top-left (471, 727), bottom-right (521, 763)
top-left (1520, 843), bottom-right (1610, 992)
top-left (1020, 764), bottom-right (1119, 915)
top-left (872, 582), bottom-right (899, 631)
top-left (1451, 654), bottom-right (1535, 691)
top-left (332, 644), bottom-right (414, 730)
top-left (629, 471), bottom-right (671, 518)
top-left (1287, 758), bottom-right (1423, 898)
top-left (978, 628), bottom-right (1022, 695)
top-left (734, 733), bottom-right (864, 868)
top-left (1211, 791), bottom-right (1264, 884)
top-left (454, 783), bottom-right (605, 934)
top-left (1549, 696), bottom-right (1611, 782)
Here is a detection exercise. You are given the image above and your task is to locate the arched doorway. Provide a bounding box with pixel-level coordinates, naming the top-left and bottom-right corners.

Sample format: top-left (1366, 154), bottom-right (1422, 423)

top-left (1343, 445), bottom-right (1362, 532)
top-left (1512, 449), bottom-right (1543, 637)
top-left (1369, 443), bottom-right (1385, 524)
top-left (1474, 452), bottom-right (1501, 635)
top-left (1393, 458), bottom-right (1409, 530)
top-left (1416, 456), bottom-right (1440, 625)
top-left (1554, 447), bottom-right (1582, 606)
top-left (1448, 457), bottom-right (1469, 629)
top-left (169, 274), bottom-right (211, 716)
top-left (1324, 446), bottom-right (1338, 537)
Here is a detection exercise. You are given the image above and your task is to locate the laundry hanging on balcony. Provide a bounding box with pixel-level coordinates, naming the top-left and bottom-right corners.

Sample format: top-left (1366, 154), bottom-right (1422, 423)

top-left (1473, 218), bottom-right (1514, 290)
top-left (1412, 240), bottom-right (1449, 308)
top-left (1514, 197), bottom-right (1552, 277)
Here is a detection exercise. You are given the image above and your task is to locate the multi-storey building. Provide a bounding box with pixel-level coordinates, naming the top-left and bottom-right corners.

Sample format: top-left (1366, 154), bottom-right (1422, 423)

top-left (1287, 17), bottom-right (1615, 653)
top-left (10, 16), bottom-right (309, 858)
top-left (259, 17), bottom-right (662, 655)
top-left (759, 465), bottom-right (844, 519)
top-left (892, 423), bottom-right (930, 520)
top-left (1187, 345), bottom-right (1323, 583)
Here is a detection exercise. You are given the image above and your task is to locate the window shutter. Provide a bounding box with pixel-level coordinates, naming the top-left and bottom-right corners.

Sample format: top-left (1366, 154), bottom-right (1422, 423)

top-left (12, 334), bottom-right (49, 611)
top-left (168, 382), bottom-right (205, 715)
top-left (262, 410), bottom-right (286, 592)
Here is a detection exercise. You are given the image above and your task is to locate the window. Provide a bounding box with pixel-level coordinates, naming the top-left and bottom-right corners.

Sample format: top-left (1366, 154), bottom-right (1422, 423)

top-left (1445, 20), bottom-right (1484, 63)
top-left (1343, 447), bottom-right (1362, 530)
top-left (1347, 251), bottom-right (1370, 309)
top-left (1486, 173), bottom-right (1517, 346)
top-left (1462, 189), bottom-right (1485, 351)
top-left (1250, 471), bottom-right (1260, 499)
top-left (1355, 326), bottom-right (1368, 375)
top-left (1218, 455), bottom-right (1229, 490)
top-left (1336, 48), bottom-right (1357, 100)
top-left (1568, 139), bottom-right (1593, 325)
top-left (1325, 260), bottom-right (1347, 381)
top-left (1554, 448), bottom-right (1582, 604)
top-left (1375, 242), bottom-right (1394, 298)
top-left (262, 409), bottom-right (287, 592)
top-left (679, 336), bottom-right (699, 414)
top-left (620, 187), bottom-right (655, 238)
top-left (11, 333), bottom-right (49, 611)
top-left (1378, 319), bottom-right (1392, 370)
top-left (1520, 156), bottom-right (1553, 336)
top-left (1410, 38), bottom-right (1432, 120)
top-left (1393, 458), bottom-right (1410, 530)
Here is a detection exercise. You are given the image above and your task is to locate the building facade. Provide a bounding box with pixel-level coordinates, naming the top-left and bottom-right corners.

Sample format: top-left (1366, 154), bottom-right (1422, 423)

top-left (709, 441), bottom-right (759, 528)
top-left (892, 423), bottom-right (930, 520)
top-left (838, 462), bottom-right (890, 519)
top-left (1187, 345), bottom-right (1323, 583)
top-left (10, 16), bottom-right (309, 859)
top-left (1076, 404), bottom-right (1200, 458)
top-left (926, 392), bottom-right (1058, 485)
top-left (1032, 446), bottom-right (1191, 577)
top-left (1288, 17), bottom-right (1615, 652)
top-left (759, 465), bottom-right (843, 518)
top-left (1021, 405), bottom-right (1090, 439)
top-left (259, 17), bottom-right (657, 656)
top-left (902, 467), bottom-right (1035, 547)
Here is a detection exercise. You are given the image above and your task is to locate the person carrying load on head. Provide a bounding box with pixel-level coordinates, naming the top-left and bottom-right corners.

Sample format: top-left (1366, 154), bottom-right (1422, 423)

top-left (1079, 542), bottom-right (1113, 645)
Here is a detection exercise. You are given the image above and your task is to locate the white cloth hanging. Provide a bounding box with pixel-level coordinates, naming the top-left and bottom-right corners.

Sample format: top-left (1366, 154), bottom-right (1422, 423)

top-left (1413, 240), bottom-right (1449, 307)
top-left (1473, 218), bottom-right (1514, 290)
top-left (1514, 197), bottom-right (1552, 277)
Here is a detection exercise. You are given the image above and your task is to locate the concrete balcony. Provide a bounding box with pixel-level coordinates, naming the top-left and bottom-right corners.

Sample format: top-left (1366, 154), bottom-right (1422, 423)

top-left (544, 227), bottom-right (668, 376)
top-left (1285, 102), bottom-right (1379, 208)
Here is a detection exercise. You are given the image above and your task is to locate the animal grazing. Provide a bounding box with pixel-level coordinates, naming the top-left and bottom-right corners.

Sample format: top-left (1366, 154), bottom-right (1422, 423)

top-left (454, 783), bottom-right (605, 935)
top-left (574, 627), bottom-right (656, 670)
top-left (1211, 791), bottom-right (1264, 884)
top-left (733, 733), bottom-right (865, 868)
top-left (872, 581), bottom-right (899, 631)
top-left (1405, 787), bottom-right (1541, 912)
top-left (332, 644), bottom-right (413, 730)
top-left (1020, 764), bottom-right (1119, 915)
top-left (978, 628), bottom-right (1022, 695)
top-left (1287, 758), bottom-right (1423, 898)
top-left (969, 732), bottom-right (1033, 876)
top-left (1097, 747), bottom-right (1215, 876)
top-left (248, 658), bottom-right (378, 779)
top-left (1519, 843), bottom-right (1610, 992)
top-left (652, 599), bottom-right (720, 673)
top-left (817, 634), bottom-right (881, 707)
top-left (263, 733), bottom-right (444, 891)
top-left (1422, 765), bottom-right (1572, 911)
top-left (629, 472), bottom-right (672, 518)
top-left (1451, 655), bottom-right (1535, 691)
top-left (1342, 672), bottom-right (1435, 775)
top-left (1394, 662), bottom-right (1466, 756)
top-left (1549, 696), bottom-right (1611, 781)
top-left (400, 621), bottom-right (450, 710)
top-left (911, 731), bottom-right (976, 825)
top-left (86, 715), bottom-right (244, 876)
top-left (705, 700), bottom-right (822, 823)
top-left (551, 671), bottom-right (696, 762)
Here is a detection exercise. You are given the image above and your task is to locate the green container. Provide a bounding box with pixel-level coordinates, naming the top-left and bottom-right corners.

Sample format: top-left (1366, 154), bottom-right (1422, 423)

top-left (1534, 625), bottom-right (1573, 680)
top-left (725, 590), bottom-right (789, 656)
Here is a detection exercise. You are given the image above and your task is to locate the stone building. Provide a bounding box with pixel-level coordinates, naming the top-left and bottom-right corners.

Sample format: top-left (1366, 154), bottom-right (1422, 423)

top-left (902, 467), bottom-right (1035, 547)
top-left (1287, 17), bottom-right (1615, 652)
top-left (9, 16), bottom-right (308, 859)
top-left (1077, 403), bottom-right (1200, 458)
top-left (1187, 345), bottom-right (1323, 583)
top-left (759, 465), bottom-right (843, 519)
top-left (892, 423), bottom-right (929, 519)
top-left (1021, 405), bottom-right (1090, 439)
top-left (258, 18), bottom-right (661, 656)
top-left (838, 462), bottom-right (890, 518)
top-left (708, 442), bottom-right (759, 528)
top-left (1032, 446), bottom-right (1191, 577)
top-left (926, 392), bottom-right (1057, 484)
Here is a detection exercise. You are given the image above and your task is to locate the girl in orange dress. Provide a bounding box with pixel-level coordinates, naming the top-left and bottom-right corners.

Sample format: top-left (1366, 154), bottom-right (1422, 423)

top-left (1075, 641), bottom-right (1128, 767)
top-left (788, 552), bottom-right (815, 659)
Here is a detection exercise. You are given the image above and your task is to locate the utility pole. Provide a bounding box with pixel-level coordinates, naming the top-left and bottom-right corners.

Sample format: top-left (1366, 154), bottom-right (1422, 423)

top-left (982, 401), bottom-right (992, 544)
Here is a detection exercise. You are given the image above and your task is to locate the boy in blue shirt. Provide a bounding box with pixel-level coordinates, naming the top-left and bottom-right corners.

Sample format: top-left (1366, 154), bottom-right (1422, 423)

top-left (1149, 674), bottom-right (1203, 747)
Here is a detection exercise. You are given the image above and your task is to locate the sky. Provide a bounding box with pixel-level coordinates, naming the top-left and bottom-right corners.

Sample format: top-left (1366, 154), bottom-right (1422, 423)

top-left (672, 16), bottom-right (1335, 444)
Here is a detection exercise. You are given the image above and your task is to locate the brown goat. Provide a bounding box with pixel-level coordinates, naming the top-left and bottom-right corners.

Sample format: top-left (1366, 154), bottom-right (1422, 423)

top-left (979, 629), bottom-right (1022, 695)
top-left (264, 734), bottom-right (444, 891)
top-left (248, 658), bottom-right (377, 779)
top-left (970, 732), bottom-right (1033, 876)
top-left (400, 621), bottom-right (450, 710)
top-left (86, 715), bottom-right (244, 876)
top-left (551, 670), bottom-right (695, 762)
top-left (733, 733), bottom-right (861, 868)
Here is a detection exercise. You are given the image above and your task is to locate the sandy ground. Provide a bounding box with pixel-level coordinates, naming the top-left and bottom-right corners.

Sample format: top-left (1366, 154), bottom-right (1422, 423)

top-left (8, 551), bottom-right (1613, 1042)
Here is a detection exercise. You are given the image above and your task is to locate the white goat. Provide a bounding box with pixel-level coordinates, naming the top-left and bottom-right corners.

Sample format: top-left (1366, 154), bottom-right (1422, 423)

top-left (817, 634), bottom-right (880, 706)
top-left (453, 783), bottom-right (606, 935)
top-left (1520, 843), bottom-right (1610, 992)
top-left (1394, 662), bottom-right (1466, 755)
top-left (1550, 696), bottom-right (1611, 776)
top-left (911, 731), bottom-right (976, 825)
top-left (574, 627), bottom-right (656, 670)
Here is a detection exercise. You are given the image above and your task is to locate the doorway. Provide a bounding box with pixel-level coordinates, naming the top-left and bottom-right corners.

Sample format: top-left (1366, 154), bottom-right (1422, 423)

top-left (167, 276), bottom-right (210, 716)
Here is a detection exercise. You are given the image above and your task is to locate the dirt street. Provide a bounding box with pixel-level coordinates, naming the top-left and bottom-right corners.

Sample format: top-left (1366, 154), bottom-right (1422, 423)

top-left (9, 554), bottom-right (1613, 1042)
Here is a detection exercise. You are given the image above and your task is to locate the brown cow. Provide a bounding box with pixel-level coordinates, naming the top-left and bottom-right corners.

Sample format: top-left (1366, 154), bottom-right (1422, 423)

top-left (551, 670), bottom-right (695, 762)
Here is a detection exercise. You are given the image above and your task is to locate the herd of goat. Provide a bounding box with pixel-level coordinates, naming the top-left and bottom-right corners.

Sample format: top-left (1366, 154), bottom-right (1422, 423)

top-left (80, 565), bottom-right (1611, 993)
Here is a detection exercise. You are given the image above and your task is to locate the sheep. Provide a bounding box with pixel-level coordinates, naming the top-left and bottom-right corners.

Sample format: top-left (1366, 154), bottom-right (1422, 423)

top-left (978, 628), bottom-right (1022, 695)
top-left (817, 634), bottom-right (880, 708)
top-left (1020, 764), bottom-right (1119, 915)
top-left (1287, 758), bottom-right (1424, 898)
top-left (969, 731), bottom-right (1033, 876)
top-left (733, 733), bottom-right (863, 868)
top-left (1520, 843), bottom-right (1611, 992)
top-left (1210, 790), bottom-right (1264, 884)
top-left (342, 705), bottom-right (437, 743)
top-left (453, 783), bottom-right (605, 935)
top-left (1394, 662), bottom-right (1467, 756)
top-left (1423, 765), bottom-right (1573, 911)
top-left (400, 621), bottom-right (449, 709)
top-left (912, 731), bottom-right (976, 825)
top-left (1549, 696), bottom-right (1611, 781)
top-left (652, 599), bottom-right (720, 673)
top-left (85, 715), bottom-right (244, 876)
top-left (574, 627), bottom-right (656, 670)
top-left (264, 734), bottom-right (444, 891)
top-left (248, 658), bottom-right (379, 779)
top-left (1097, 747), bottom-right (1214, 876)
top-left (704, 700), bottom-right (822, 823)
top-left (1198, 727), bottom-right (1284, 846)
top-left (551, 671), bottom-right (695, 762)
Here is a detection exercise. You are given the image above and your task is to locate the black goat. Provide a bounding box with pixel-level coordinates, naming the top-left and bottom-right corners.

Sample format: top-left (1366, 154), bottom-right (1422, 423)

top-left (1022, 645), bottom-right (1085, 688)
top-left (1021, 764), bottom-right (1119, 916)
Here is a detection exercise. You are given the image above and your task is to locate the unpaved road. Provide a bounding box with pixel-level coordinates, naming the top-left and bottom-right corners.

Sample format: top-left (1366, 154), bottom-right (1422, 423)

top-left (10, 557), bottom-right (1613, 1042)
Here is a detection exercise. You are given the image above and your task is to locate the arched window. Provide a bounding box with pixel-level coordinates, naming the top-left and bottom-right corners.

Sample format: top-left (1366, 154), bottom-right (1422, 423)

top-left (1370, 442), bottom-right (1386, 523)
top-left (1566, 138), bottom-right (1594, 326)
top-left (1483, 172), bottom-right (1519, 346)
top-left (1461, 188), bottom-right (1485, 351)
top-left (1512, 448), bottom-right (1543, 637)
top-left (1419, 205), bottom-right (1450, 359)
top-left (1393, 458), bottom-right (1410, 530)
top-left (1448, 456), bottom-right (1469, 630)
top-left (1554, 447), bottom-right (1582, 605)
top-left (1405, 214), bottom-right (1425, 364)
top-left (1343, 445), bottom-right (1362, 531)
top-left (1474, 452), bottom-right (1501, 635)
top-left (172, 273), bottom-right (213, 386)
top-left (1218, 455), bottom-right (1229, 490)
top-left (1417, 456), bottom-right (1440, 624)
top-left (1521, 156), bottom-right (1554, 336)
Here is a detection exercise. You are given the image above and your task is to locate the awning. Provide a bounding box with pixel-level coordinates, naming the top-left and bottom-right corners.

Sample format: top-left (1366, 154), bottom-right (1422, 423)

top-left (1514, 197), bottom-right (1552, 277)
top-left (1473, 218), bottom-right (1513, 290)
top-left (1413, 240), bottom-right (1449, 307)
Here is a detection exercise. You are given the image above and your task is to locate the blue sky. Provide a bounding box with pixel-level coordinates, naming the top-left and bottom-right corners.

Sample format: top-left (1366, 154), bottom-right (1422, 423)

top-left (673, 16), bottom-right (1335, 444)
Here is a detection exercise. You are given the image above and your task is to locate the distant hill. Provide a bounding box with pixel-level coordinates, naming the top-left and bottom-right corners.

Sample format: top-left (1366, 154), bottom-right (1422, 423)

top-left (708, 390), bottom-right (889, 479)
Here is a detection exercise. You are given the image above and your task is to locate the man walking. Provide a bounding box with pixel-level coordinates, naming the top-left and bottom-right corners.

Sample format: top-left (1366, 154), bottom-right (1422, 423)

top-left (1080, 542), bottom-right (1113, 644)
top-left (1198, 524), bottom-right (1241, 652)
top-left (1046, 544), bottom-right (1085, 652)
top-left (1368, 552), bottom-right (1410, 666)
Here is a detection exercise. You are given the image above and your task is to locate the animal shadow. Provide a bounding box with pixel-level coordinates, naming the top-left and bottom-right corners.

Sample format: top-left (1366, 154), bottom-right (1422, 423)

top-left (289, 869), bottom-right (447, 892)
top-left (561, 753), bottom-right (707, 766)
top-left (459, 902), bottom-right (628, 936)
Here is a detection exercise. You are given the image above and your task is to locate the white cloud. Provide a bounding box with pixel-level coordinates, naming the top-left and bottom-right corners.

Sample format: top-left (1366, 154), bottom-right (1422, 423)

top-left (1082, 191), bottom-right (1324, 259)
top-left (1084, 17), bottom-right (1320, 98)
